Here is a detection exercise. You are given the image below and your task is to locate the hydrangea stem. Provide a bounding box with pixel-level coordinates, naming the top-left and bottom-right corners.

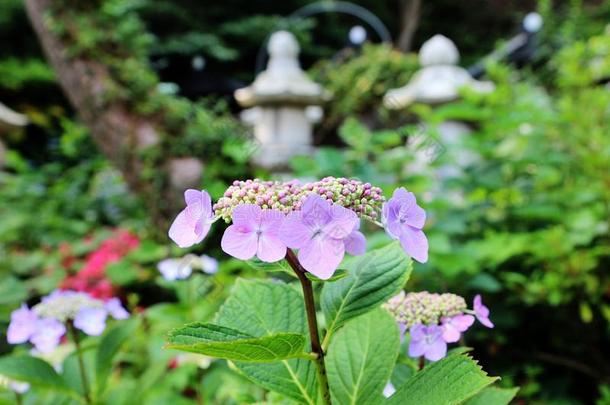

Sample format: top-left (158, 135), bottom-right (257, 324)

top-left (285, 250), bottom-right (332, 405)
top-left (68, 322), bottom-right (92, 404)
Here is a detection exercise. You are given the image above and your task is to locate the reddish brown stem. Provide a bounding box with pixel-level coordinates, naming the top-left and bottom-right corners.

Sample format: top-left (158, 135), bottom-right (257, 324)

top-left (285, 250), bottom-right (332, 405)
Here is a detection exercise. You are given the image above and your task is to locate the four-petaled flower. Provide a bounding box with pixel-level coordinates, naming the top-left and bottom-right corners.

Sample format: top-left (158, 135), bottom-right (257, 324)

top-left (474, 295), bottom-right (494, 328)
top-left (29, 318), bottom-right (66, 353)
top-left (74, 307), bottom-right (107, 336)
top-left (169, 190), bottom-right (214, 248)
top-left (441, 314), bottom-right (475, 343)
top-left (7, 305), bottom-right (38, 345)
top-left (280, 194), bottom-right (360, 279)
top-left (7, 291), bottom-right (130, 353)
top-left (221, 204), bottom-right (287, 262)
top-left (168, 182), bottom-right (430, 279)
top-left (157, 258), bottom-right (193, 281)
top-left (382, 188), bottom-right (428, 263)
top-left (408, 324), bottom-right (447, 361)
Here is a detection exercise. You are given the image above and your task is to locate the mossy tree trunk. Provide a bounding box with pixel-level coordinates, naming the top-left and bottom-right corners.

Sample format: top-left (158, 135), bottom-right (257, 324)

top-left (24, 0), bottom-right (203, 230)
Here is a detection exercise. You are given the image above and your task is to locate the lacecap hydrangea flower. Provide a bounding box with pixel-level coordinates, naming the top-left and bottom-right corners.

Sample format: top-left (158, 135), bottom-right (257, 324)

top-left (168, 178), bottom-right (428, 280)
top-left (157, 254), bottom-right (219, 281)
top-left (7, 290), bottom-right (129, 353)
top-left (384, 291), bottom-right (493, 362)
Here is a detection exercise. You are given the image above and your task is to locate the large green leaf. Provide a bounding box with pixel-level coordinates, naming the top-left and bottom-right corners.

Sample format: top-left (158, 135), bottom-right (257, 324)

top-left (321, 242), bottom-right (411, 346)
top-left (214, 279), bottom-right (318, 404)
top-left (327, 309), bottom-right (400, 405)
top-left (386, 353), bottom-right (498, 405)
top-left (463, 386), bottom-right (519, 405)
top-left (167, 322), bottom-right (307, 362)
top-left (246, 258), bottom-right (294, 276)
top-left (96, 318), bottom-right (138, 396)
top-left (0, 355), bottom-right (74, 395)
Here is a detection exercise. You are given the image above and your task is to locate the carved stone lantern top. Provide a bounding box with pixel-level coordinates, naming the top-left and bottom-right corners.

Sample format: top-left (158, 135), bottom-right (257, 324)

top-left (384, 34), bottom-right (494, 109)
top-left (0, 102), bottom-right (28, 133)
top-left (234, 31), bottom-right (330, 107)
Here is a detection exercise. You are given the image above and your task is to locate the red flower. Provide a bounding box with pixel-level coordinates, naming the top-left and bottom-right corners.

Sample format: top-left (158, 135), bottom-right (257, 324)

top-left (60, 229), bottom-right (140, 300)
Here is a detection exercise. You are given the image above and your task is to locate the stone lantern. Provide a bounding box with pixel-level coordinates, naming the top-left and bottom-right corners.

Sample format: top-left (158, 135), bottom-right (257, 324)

top-left (235, 31), bottom-right (329, 168)
top-left (383, 35), bottom-right (494, 203)
top-left (0, 102), bottom-right (28, 168)
top-left (384, 34), bottom-right (494, 109)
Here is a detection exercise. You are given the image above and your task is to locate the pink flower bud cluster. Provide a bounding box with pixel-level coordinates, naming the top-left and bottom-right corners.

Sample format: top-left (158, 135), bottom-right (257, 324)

top-left (213, 177), bottom-right (384, 222)
top-left (213, 179), bottom-right (301, 222)
top-left (383, 291), bottom-right (467, 329)
top-left (294, 177), bottom-right (384, 220)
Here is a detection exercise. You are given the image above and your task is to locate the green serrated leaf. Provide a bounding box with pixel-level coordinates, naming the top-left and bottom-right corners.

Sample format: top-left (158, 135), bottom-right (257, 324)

top-left (96, 318), bottom-right (138, 396)
top-left (246, 258), bottom-right (295, 277)
top-left (306, 269), bottom-right (348, 283)
top-left (167, 322), bottom-right (308, 362)
top-left (327, 309), bottom-right (400, 405)
top-left (214, 279), bottom-right (318, 404)
top-left (0, 355), bottom-right (74, 395)
top-left (463, 386), bottom-right (519, 405)
top-left (386, 353), bottom-right (498, 405)
top-left (322, 242), bottom-right (412, 346)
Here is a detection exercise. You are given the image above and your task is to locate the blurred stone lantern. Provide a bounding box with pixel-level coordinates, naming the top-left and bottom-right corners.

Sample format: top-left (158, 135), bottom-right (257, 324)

top-left (0, 102), bottom-right (29, 168)
top-left (384, 35), bottom-right (494, 201)
top-left (384, 34), bottom-right (494, 108)
top-left (384, 35), bottom-right (495, 178)
top-left (235, 31), bottom-right (330, 169)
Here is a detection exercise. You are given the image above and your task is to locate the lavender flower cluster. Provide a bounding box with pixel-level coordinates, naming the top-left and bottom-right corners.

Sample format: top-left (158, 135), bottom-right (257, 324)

top-left (7, 290), bottom-right (129, 353)
top-left (384, 291), bottom-right (494, 362)
top-left (169, 178), bottom-right (429, 280)
top-left (213, 177), bottom-right (384, 222)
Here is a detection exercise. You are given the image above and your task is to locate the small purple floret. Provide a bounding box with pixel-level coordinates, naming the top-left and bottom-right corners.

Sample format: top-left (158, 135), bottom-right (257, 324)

top-left (474, 295), bottom-right (494, 328)
top-left (408, 324), bottom-right (447, 361)
top-left (382, 188), bottom-right (428, 263)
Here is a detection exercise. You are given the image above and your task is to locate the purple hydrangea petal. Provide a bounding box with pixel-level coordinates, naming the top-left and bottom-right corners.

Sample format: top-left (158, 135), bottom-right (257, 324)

top-left (158, 258), bottom-right (193, 281)
top-left (441, 314), bottom-right (474, 343)
top-left (409, 323), bottom-right (426, 340)
top-left (398, 228), bottom-right (429, 263)
top-left (452, 314), bottom-right (475, 331)
top-left (221, 225), bottom-right (258, 260)
top-left (474, 295), bottom-right (494, 328)
top-left (221, 206), bottom-right (287, 262)
top-left (344, 229), bottom-right (366, 256)
top-left (424, 336), bottom-right (448, 361)
top-left (7, 305), bottom-right (38, 344)
top-left (9, 381), bottom-right (30, 394)
top-left (298, 237), bottom-right (345, 280)
top-left (30, 318), bottom-right (66, 353)
top-left (383, 188), bottom-right (429, 262)
top-left (408, 324), bottom-right (447, 362)
top-left (281, 194), bottom-right (359, 279)
top-left (74, 307), bottom-right (108, 336)
top-left (408, 338), bottom-right (427, 358)
top-left (383, 382), bottom-right (396, 398)
top-left (392, 187), bottom-right (416, 206)
top-left (280, 211), bottom-right (311, 248)
top-left (257, 234), bottom-right (287, 263)
top-left (168, 189), bottom-right (213, 248)
top-left (200, 255), bottom-right (219, 274)
top-left (323, 204), bottom-right (358, 239)
top-left (300, 194), bottom-right (332, 228)
top-left (105, 298), bottom-right (129, 320)
top-left (441, 321), bottom-right (461, 343)
top-left (231, 204), bottom-right (261, 230)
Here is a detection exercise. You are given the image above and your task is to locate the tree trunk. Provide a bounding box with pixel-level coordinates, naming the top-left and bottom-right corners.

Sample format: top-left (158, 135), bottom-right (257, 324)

top-left (396, 0), bottom-right (422, 52)
top-left (24, 0), bottom-right (201, 229)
